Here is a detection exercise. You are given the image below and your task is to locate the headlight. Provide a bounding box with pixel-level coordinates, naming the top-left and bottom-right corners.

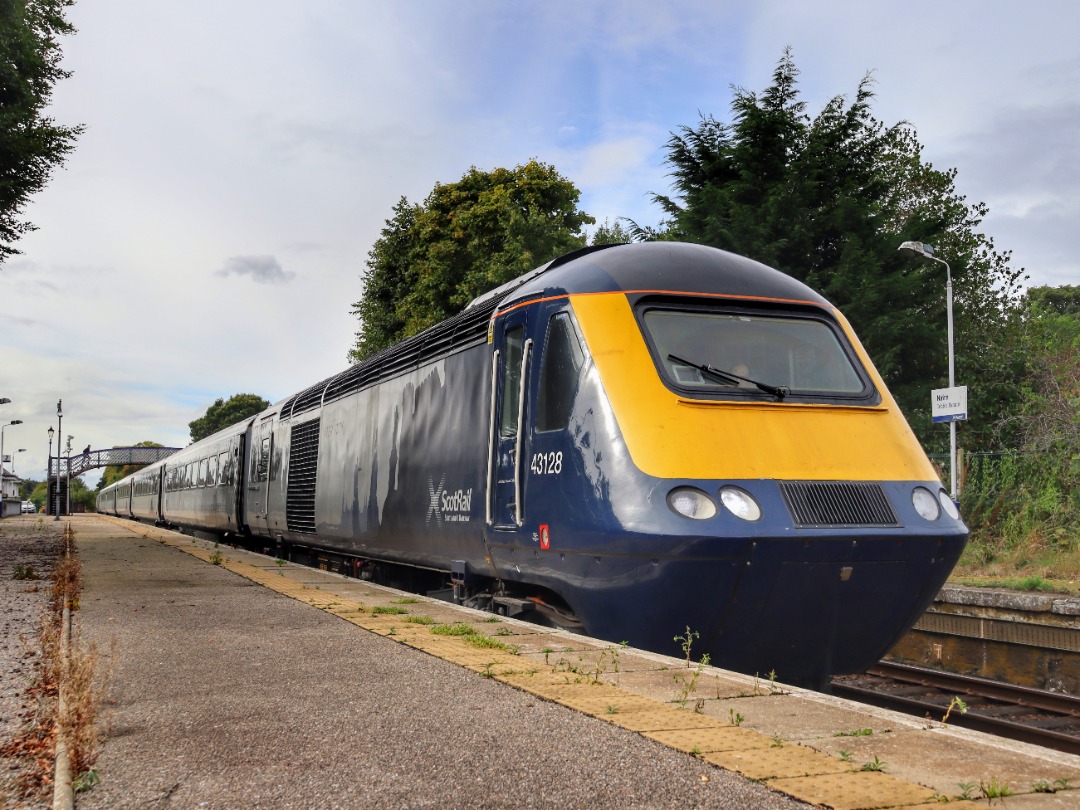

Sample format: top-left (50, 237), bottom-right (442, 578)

top-left (938, 490), bottom-right (959, 520)
top-left (911, 487), bottom-right (940, 521)
top-left (666, 487), bottom-right (717, 520)
top-left (719, 486), bottom-right (762, 521)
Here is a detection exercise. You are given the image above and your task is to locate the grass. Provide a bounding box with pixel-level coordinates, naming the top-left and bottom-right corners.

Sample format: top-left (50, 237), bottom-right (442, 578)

top-left (370, 605), bottom-right (408, 615)
top-left (430, 622), bottom-right (520, 654)
top-left (951, 538), bottom-right (1080, 596)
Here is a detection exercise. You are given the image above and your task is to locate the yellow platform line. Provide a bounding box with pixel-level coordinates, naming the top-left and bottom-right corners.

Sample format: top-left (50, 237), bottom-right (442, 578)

top-left (91, 516), bottom-right (971, 809)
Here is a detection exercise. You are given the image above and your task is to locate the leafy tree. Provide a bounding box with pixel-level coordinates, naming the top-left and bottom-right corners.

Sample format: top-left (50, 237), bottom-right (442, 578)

top-left (189, 394), bottom-right (270, 443)
top-left (29, 474), bottom-right (93, 511)
top-left (0, 0), bottom-right (83, 262)
top-left (590, 218), bottom-right (632, 246)
top-left (98, 440), bottom-right (164, 489)
top-left (962, 287), bottom-right (1079, 557)
top-left (350, 161), bottom-right (593, 362)
top-left (645, 48), bottom-right (1025, 451)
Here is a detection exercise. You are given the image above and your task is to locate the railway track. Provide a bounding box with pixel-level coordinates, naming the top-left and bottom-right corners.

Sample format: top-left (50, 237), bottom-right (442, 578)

top-left (831, 661), bottom-right (1080, 755)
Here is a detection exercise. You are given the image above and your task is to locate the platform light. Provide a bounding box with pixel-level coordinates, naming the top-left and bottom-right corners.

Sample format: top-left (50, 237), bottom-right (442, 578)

top-left (898, 241), bottom-right (959, 502)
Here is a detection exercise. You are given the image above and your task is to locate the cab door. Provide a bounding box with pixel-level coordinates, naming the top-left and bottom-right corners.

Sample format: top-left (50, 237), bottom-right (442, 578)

top-left (488, 310), bottom-right (532, 530)
top-left (245, 416), bottom-right (274, 536)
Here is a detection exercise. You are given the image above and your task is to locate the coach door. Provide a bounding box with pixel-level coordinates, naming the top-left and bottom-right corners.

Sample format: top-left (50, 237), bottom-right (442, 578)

top-left (488, 309), bottom-right (532, 530)
top-left (246, 416), bottom-right (274, 535)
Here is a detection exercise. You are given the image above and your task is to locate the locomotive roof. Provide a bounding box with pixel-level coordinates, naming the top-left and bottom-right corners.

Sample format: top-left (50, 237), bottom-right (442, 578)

top-left (281, 242), bottom-right (831, 420)
top-left (482, 241), bottom-right (830, 311)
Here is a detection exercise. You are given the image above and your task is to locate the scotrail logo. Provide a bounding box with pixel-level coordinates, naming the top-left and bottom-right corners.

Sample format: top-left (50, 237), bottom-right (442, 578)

top-left (426, 475), bottom-right (473, 526)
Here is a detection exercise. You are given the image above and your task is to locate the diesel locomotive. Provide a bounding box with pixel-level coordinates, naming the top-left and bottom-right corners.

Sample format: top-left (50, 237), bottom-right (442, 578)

top-left (98, 242), bottom-right (967, 685)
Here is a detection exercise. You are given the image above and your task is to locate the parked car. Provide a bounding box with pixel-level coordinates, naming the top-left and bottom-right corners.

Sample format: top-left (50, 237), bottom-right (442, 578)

top-left (21, 501), bottom-right (36, 514)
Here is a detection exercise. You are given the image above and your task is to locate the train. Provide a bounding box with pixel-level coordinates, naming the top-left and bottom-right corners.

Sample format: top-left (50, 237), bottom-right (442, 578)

top-left (98, 241), bottom-right (968, 686)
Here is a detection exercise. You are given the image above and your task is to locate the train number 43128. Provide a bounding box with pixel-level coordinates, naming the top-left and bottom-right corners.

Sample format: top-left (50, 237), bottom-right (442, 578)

top-left (530, 451), bottom-right (563, 475)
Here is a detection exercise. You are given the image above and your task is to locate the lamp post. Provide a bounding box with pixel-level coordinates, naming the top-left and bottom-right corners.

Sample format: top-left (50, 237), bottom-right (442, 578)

top-left (47, 427), bottom-right (54, 516)
top-left (65, 436), bottom-right (73, 516)
top-left (897, 240), bottom-right (958, 500)
top-left (1, 419), bottom-right (23, 517)
top-left (14, 449), bottom-right (25, 476)
top-left (54, 400), bottom-right (62, 520)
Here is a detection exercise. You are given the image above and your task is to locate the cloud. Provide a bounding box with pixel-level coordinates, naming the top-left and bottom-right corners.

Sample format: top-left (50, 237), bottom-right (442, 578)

top-left (216, 255), bottom-right (295, 284)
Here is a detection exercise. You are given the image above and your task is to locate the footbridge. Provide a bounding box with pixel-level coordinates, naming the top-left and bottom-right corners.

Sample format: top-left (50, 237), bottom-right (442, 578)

top-left (47, 446), bottom-right (181, 516)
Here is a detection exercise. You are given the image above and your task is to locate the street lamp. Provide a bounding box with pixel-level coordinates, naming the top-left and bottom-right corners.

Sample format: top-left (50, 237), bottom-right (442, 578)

top-left (47, 426), bottom-right (54, 516)
top-left (897, 240), bottom-right (958, 500)
top-left (65, 434), bottom-right (73, 516)
top-left (1, 419), bottom-right (23, 518)
top-left (54, 400), bottom-right (62, 520)
top-left (14, 449), bottom-right (25, 476)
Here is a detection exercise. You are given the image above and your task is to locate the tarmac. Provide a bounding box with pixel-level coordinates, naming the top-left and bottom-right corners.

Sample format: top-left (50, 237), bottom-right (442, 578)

top-left (67, 515), bottom-right (1080, 808)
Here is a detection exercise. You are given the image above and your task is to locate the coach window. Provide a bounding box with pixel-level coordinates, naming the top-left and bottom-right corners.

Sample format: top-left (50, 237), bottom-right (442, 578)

top-left (219, 451), bottom-right (229, 485)
top-left (500, 326), bottom-right (525, 438)
top-left (198, 458), bottom-right (208, 487)
top-left (207, 455), bottom-right (218, 487)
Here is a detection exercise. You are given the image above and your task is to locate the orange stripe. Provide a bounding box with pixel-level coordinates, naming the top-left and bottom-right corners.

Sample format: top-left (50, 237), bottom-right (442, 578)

top-left (492, 289), bottom-right (828, 320)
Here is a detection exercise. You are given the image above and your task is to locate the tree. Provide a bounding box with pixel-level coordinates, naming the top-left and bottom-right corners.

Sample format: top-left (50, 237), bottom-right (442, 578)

top-left (349, 161), bottom-right (593, 362)
top-left (645, 49), bottom-right (1025, 451)
top-left (590, 218), bottom-right (632, 246)
top-left (0, 0), bottom-right (83, 262)
top-left (188, 394), bottom-right (269, 443)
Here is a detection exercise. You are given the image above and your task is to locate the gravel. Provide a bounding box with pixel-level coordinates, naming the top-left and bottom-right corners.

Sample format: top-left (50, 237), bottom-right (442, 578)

top-left (0, 516), bottom-right (64, 809)
top-left (70, 517), bottom-right (810, 809)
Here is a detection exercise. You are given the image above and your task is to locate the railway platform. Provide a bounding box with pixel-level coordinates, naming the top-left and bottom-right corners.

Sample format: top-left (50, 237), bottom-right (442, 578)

top-left (69, 515), bottom-right (1079, 808)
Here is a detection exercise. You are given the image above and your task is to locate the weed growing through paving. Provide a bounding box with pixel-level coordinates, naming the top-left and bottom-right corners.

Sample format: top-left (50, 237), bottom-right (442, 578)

top-left (941, 696), bottom-right (968, 726)
top-left (770, 736), bottom-right (784, 748)
top-left (728, 709), bottom-right (744, 727)
top-left (674, 626), bottom-right (699, 667)
top-left (689, 746), bottom-right (702, 757)
top-left (404, 615), bottom-right (435, 625)
top-left (12, 563), bottom-right (38, 580)
top-left (860, 755), bottom-right (885, 772)
top-left (391, 597), bottom-right (419, 604)
top-left (838, 750), bottom-right (853, 763)
top-left (980, 777), bottom-right (1013, 800)
top-left (673, 652), bottom-right (710, 707)
top-left (833, 728), bottom-right (873, 737)
top-left (209, 550), bottom-right (223, 566)
top-left (483, 616), bottom-right (501, 622)
top-left (275, 558), bottom-right (286, 567)
top-left (605, 705), bottom-right (619, 715)
top-left (430, 622), bottom-right (520, 654)
top-left (371, 605), bottom-right (408, 615)
top-left (956, 782), bottom-right (976, 801)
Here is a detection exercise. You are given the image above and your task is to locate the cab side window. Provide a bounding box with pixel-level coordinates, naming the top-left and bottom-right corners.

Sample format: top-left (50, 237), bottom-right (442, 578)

top-left (499, 326), bottom-right (525, 438)
top-left (536, 312), bottom-right (584, 432)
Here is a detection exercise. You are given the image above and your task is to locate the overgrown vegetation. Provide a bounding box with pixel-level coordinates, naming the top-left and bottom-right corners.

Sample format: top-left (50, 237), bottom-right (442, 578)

top-left (954, 286), bottom-right (1079, 581)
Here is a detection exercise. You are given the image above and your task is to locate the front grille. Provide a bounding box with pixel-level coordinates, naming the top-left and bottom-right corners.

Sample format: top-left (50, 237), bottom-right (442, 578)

top-left (286, 419), bottom-right (320, 533)
top-left (780, 481), bottom-right (900, 528)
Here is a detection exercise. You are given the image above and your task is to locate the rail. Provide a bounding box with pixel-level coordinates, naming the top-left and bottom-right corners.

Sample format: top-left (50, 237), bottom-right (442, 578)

top-left (832, 661), bottom-right (1080, 755)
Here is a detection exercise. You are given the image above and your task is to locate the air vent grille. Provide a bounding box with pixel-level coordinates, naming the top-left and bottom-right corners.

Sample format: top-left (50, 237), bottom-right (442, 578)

top-left (780, 481), bottom-right (900, 528)
top-left (286, 419), bottom-right (320, 533)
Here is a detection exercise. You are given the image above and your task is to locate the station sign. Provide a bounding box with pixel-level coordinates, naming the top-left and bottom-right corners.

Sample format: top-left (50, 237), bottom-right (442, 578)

top-left (931, 386), bottom-right (968, 423)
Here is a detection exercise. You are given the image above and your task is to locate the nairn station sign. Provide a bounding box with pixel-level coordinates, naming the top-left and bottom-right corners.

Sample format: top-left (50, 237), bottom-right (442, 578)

top-left (931, 386), bottom-right (969, 423)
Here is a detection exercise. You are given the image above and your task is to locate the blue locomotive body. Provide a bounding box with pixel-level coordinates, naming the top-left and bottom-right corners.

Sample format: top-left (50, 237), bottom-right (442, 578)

top-left (99, 243), bottom-right (967, 685)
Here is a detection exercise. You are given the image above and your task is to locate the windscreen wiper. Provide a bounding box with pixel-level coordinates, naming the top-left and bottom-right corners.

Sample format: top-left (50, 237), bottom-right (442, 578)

top-left (667, 354), bottom-right (789, 401)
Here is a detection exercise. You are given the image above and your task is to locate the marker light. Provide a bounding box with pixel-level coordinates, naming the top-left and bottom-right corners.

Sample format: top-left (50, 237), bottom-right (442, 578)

top-left (911, 487), bottom-right (940, 521)
top-left (719, 486), bottom-right (762, 521)
top-left (938, 489), bottom-right (960, 520)
top-left (667, 487), bottom-right (717, 520)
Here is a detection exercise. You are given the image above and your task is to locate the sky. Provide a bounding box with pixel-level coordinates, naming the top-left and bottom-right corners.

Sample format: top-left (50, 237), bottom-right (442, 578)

top-left (2, 0), bottom-right (1077, 489)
